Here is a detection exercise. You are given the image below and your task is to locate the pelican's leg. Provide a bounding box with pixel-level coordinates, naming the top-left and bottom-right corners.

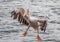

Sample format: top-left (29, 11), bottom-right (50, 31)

top-left (23, 25), bottom-right (30, 37)
top-left (36, 28), bottom-right (42, 40)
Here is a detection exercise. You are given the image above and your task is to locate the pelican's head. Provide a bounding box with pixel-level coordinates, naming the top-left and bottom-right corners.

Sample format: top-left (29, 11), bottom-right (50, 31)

top-left (44, 16), bottom-right (49, 20)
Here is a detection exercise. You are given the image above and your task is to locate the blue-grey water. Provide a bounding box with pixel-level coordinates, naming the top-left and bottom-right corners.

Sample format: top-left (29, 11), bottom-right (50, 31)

top-left (0, 0), bottom-right (60, 42)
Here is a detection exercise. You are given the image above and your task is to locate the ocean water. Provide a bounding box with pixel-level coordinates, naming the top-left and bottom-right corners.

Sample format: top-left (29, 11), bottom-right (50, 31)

top-left (0, 0), bottom-right (60, 42)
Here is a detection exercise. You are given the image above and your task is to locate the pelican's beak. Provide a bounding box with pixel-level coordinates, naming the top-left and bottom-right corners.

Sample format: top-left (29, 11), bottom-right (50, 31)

top-left (45, 16), bottom-right (49, 19)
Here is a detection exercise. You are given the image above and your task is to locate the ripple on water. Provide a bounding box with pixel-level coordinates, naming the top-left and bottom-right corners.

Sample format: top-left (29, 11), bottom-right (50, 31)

top-left (9, 22), bottom-right (20, 26)
top-left (56, 28), bottom-right (60, 31)
top-left (44, 39), bottom-right (56, 42)
top-left (56, 22), bottom-right (60, 24)
top-left (0, 30), bottom-right (19, 35)
top-left (49, 21), bottom-right (56, 23)
top-left (51, 7), bottom-right (60, 16)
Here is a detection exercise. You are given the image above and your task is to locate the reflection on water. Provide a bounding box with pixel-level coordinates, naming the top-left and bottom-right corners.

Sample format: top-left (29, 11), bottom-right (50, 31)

top-left (0, 0), bottom-right (60, 42)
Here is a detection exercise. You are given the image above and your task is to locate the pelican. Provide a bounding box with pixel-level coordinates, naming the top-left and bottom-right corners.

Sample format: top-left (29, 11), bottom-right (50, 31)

top-left (11, 8), bottom-right (49, 40)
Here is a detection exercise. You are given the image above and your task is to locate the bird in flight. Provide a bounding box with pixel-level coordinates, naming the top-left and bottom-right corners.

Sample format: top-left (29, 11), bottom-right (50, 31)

top-left (11, 8), bottom-right (49, 40)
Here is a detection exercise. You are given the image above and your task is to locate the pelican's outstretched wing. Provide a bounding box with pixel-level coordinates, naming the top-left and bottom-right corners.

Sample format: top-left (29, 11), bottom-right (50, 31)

top-left (11, 8), bottom-right (29, 25)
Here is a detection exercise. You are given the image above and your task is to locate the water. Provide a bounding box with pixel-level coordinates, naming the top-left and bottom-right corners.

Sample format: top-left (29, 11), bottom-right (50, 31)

top-left (0, 0), bottom-right (60, 42)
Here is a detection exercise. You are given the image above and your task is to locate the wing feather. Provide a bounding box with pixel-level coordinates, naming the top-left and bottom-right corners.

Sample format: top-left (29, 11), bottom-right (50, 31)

top-left (11, 8), bottom-right (29, 25)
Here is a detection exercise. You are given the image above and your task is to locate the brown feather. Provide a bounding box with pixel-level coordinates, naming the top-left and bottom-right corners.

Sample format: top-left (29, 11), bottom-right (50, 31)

top-left (11, 8), bottom-right (29, 25)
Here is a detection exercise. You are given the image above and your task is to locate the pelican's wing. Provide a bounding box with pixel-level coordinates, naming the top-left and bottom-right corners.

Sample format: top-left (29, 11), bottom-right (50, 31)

top-left (11, 10), bottom-right (18, 19)
top-left (11, 8), bottom-right (29, 25)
